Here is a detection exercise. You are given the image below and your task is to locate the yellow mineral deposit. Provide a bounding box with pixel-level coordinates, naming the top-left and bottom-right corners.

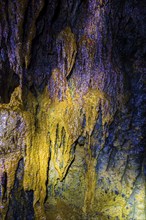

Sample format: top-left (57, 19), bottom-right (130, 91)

top-left (0, 24), bottom-right (135, 219)
top-left (0, 78), bottom-right (136, 219)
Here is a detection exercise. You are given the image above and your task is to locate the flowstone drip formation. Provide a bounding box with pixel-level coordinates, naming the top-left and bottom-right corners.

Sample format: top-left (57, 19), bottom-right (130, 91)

top-left (0, 0), bottom-right (145, 219)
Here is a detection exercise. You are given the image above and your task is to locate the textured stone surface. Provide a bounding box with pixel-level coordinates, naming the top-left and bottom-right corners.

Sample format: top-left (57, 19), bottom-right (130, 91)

top-left (0, 110), bottom-right (25, 155)
top-left (0, 0), bottom-right (146, 219)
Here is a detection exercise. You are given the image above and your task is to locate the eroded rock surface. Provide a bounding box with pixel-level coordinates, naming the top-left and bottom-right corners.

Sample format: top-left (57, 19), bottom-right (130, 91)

top-left (0, 0), bottom-right (146, 219)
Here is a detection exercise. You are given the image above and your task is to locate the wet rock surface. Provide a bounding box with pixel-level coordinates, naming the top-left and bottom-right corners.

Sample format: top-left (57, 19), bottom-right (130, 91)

top-left (0, 0), bottom-right (146, 219)
top-left (6, 159), bottom-right (34, 220)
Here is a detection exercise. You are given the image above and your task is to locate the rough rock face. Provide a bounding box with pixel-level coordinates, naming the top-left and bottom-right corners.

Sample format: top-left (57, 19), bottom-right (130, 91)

top-left (0, 0), bottom-right (146, 219)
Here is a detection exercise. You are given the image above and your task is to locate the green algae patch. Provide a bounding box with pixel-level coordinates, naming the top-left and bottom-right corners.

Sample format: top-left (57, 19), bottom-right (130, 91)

top-left (94, 189), bottom-right (127, 219)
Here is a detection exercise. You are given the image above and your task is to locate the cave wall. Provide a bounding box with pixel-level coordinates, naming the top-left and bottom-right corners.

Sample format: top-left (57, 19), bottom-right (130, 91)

top-left (0, 0), bottom-right (146, 219)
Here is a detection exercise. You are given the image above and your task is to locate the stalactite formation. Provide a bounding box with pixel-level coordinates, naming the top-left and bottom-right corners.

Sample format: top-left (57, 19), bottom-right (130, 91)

top-left (0, 0), bottom-right (145, 219)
